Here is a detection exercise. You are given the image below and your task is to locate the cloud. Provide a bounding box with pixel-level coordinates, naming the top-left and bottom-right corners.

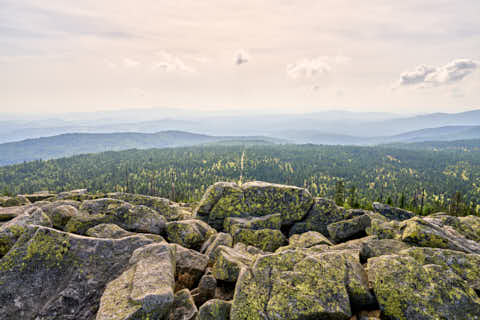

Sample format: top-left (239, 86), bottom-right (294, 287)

top-left (286, 58), bottom-right (332, 80)
top-left (152, 52), bottom-right (195, 73)
top-left (235, 49), bottom-right (249, 65)
top-left (398, 59), bottom-right (479, 88)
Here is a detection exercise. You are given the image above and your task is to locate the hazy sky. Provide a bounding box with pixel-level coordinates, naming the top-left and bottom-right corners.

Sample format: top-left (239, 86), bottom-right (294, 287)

top-left (1, 0), bottom-right (479, 114)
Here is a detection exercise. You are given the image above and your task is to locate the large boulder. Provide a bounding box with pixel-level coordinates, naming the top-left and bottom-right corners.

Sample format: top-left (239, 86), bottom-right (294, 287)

top-left (232, 228), bottom-right (286, 252)
top-left (201, 232), bottom-right (233, 264)
top-left (0, 226), bottom-right (155, 319)
top-left (289, 198), bottom-right (364, 237)
top-left (97, 242), bottom-right (176, 320)
top-left (86, 223), bottom-right (135, 239)
top-left (107, 192), bottom-right (183, 221)
top-left (0, 195), bottom-right (30, 207)
top-left (224, 214), bottom-right (282, 233)
top-left (276, 231), bottom-right (332, 252)
top-left (212, 245), bottom-right (255, 282)
top-left (197, 299), bottom-right (231, 320)
top-left (372, 202), bottom-right (414, 221)
top-left (66, 198), bottom-right (167, 235)
top-left (230, 249), bottom-right (375, 320)
top-left (327, 214), bottom-right (372, 243)
top-left (166, 219), bottom-right (216, 250)
top-left (195, 181), bottom-right (313, 230)
top-left (367, 254), bottom-right (480, 320)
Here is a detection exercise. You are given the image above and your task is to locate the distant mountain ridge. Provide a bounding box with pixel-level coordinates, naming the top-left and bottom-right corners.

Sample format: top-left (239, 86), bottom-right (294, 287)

top-left (0, 131), bottom-right (283, 165)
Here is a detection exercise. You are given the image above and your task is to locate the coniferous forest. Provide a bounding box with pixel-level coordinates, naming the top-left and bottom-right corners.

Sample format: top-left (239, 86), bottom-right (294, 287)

top-left (1, 144), bottom-right (478, 216)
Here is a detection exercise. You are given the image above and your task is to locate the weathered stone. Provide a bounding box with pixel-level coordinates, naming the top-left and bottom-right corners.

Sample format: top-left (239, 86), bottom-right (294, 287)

top-left (0, 226), bottom-right (155, 319)
top-left (400, 247), bottom-right (480, 291)
top-left (327, 214), bottom-right (372, 243)
top-left (367, 254), bottom-right (480, 320)
top-left (212, 245), bottom-right (254, 282)
top-left (86, 223), bottom-right (134, 239)
top-left (21, 191), bottom-right (56, 203)
top-left (49, 205), bottom-right (80, 229)
top-left (372, 202), bottom-right (414, 221)
top-left (66, 198), bottom-right (167, 235)
top-left (232, 227), bottom-right (286, 252)
top-left (166, 219), bottom-right (216, 250)
top-left (197, 299), bottom-right (231, 320)
top-left (276, 231), bottom-right (332, 252)
top-left (201, 232), bottom-right (233, 264)
top-left (231, 249), bottom-right (375, 320)
top-left (0, 195), bottom-right (30, 207)
top-left (289, 198), bottom-right (364, 237)
top-left (401, 216), bottom-right (480, 254)
top-left (361, 238), bottom-right (410, 261)
top-left (195, 181), bottom-right (313, 230)
top-left (174, 244), bottom-right (209, 290)
top-left (224, 213), bottom-right (282, 233)
top-left (107, 192), bottom-right (182, 221)
top-left (168, 289), bottom-right (198, 320)
top-left (97, 242), bottom-right (176, 320)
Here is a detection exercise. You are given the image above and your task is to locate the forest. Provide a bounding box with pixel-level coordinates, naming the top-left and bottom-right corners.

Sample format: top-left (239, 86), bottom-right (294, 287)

top-left (1, 144), bottom-right (479, 216)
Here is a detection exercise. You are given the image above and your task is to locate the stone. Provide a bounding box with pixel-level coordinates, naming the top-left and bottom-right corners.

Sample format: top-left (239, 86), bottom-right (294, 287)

top-left (276, 231), bottom-right (332, 252)
top-left (168, 289), bottom-right (198, 320)
top-left (197, 299), bottom-right (232, 320)
top-left (232, 228), bottom-right (286, 252)
top-left (166, 219), bottom-right (216, 250)
top-left (195, 181), bottom-right (313, 230)
top-left (0, 226), bottom-right (155, 319)
top-left (97, 242), bottom-right (176, 320)
top-left (66, 198), bottom-right (167, 235)
top-left (223, 213), bottom-right (282, 233)
top-left (201, 232), bottom-right (233, 264)
top-left (212, 245), bottom-right (254, 282)
top-left (327, 214), bottom-right (372, 243)
top-left (174, 244), bottom-right (209, 290)
top-left (0, 195), bottom-right (30, 207)
top-left (49, 205), bottom-right (80, 229)
top-left (86, 223), bottom-right (134, 239)
top-left (289, 198), bottom-right (364, 237)
top-left (191, 274), bottom-right (217, 307)
top-left (367, 254), bottom-right (480, 320)
top-left (372, 202), bottom-right (414, 221)
top-left (230, 249), bottom-right (375, 320)
top-left (21, 192), bottom-right (56, 203)
top-left (107, 192), bottom-right (182, 221)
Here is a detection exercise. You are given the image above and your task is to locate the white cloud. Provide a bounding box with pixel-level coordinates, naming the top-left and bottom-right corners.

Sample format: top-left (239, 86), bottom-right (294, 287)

top-left (286, 58), bottom-right (332, 80)
top-left (235, 49), bottom-right (249, 65)
top-left (398, 59), bottom-right (479, 88)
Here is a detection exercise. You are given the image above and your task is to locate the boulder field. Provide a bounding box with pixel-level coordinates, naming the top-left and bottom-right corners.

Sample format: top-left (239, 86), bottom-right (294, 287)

top-left (0, 181), bottom-right (479, 320)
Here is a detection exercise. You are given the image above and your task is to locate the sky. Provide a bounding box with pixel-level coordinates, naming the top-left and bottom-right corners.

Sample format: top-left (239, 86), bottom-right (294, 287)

top-left (1, 0), bottom-right (479, 114)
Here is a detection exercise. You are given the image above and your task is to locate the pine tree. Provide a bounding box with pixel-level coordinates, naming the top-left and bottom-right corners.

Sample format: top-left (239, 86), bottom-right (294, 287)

top-left (334, 180), bottom-right (345, 206)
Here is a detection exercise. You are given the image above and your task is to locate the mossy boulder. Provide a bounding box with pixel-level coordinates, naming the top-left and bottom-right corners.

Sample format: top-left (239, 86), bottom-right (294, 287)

top-left (224, 213), bottom-right (282, 233)
top-left (197, 299), bottom-right (231, 320)
top-left (327, 214), bottom-right (372, 243)
top-left (289, 198), bottom-right (364, 237)
top-left (230, 249), bottom-right (375, 320)
top-left (367, 254), bottom-right (480, 320)
top-left (360, 238), bottom-right (410, 261)
top-left (173, 244), bottom-right (209, 290)
top-left (401, 216), bottom-right (480, 254)
top-left (366, 218), bottom-right (402, 240)
top-left (107, 192), bottom-right (182, 221)
top-left (201, 232), bottom-right (233, 264)
top-left (400, 247), bottom-right (480, 291)
top-left (195, 181), bottom-right (313, 230)
top-left (276, 231), bottom-right (332, 252)
top-left (191, 274), bottom-right (217, 307)
top-left (21, 192), bottom-right (56, 203)
top-left (232, 228), bottom-right (286, 252)
top-left (372, 202), bottom-right (414, 221)
top-left (49, 205), bottom-right (80, 229)
top-left (67, 198), bottom-right (167, 235)
top-left (212, 245), bottom-right (254, 282)
top-left (168, 289), bottom-right (198, 320)
top-left (86, 223), bottom-right (134, 239)
top-left (0, 226), bottom-right (155, 319)
top-left (166, 219), bottom-right (216, 250)
top-left (0, 195), bottom-right (30, 207)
